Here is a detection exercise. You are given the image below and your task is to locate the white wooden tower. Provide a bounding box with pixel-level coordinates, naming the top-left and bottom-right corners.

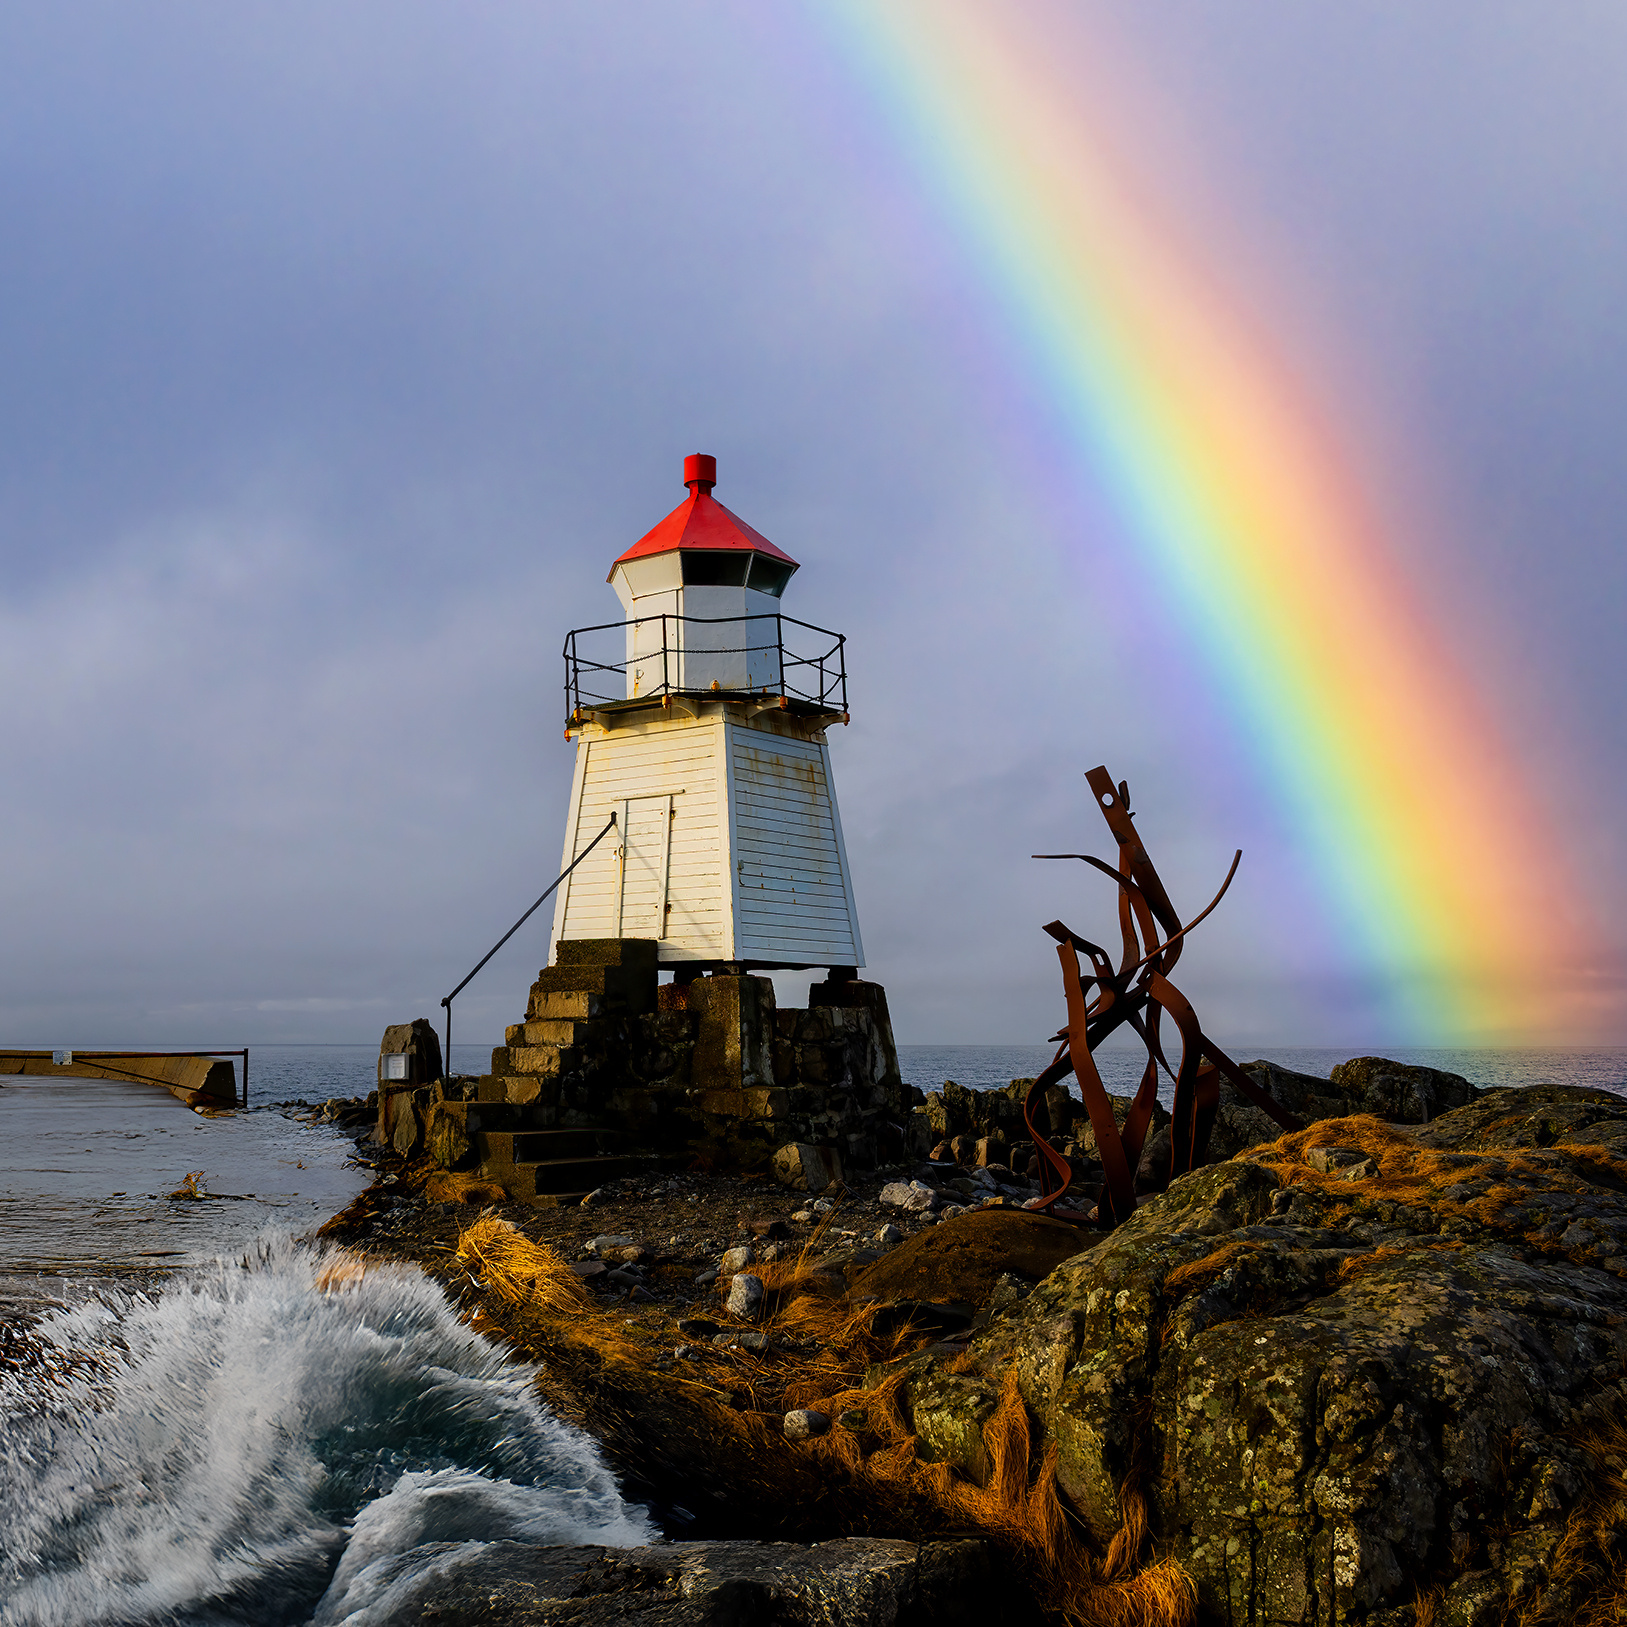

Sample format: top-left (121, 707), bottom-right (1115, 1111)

top-left (549, 455), bottom-right (864, 972)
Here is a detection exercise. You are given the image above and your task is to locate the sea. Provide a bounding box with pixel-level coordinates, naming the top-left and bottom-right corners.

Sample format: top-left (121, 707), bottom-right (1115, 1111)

top-left (899, 1042), bottom-right (1627, 1105)
top-left (1, 1042), bottom-right (1622, 1623)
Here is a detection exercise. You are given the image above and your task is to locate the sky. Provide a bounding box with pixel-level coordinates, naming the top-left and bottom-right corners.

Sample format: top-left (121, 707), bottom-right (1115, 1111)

top-left (1, 2), bottom-right (1623, 1054)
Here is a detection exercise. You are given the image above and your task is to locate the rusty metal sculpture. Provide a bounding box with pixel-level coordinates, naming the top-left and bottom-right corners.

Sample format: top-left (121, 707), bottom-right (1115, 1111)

top-left (1024, 766), bottom-right (1300, 1229)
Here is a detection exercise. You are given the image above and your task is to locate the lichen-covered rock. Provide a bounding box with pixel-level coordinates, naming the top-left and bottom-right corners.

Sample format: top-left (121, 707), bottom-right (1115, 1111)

top-left (324, 1537), bottom-right (996, 1626)
top-left (1330, 1055), bottom-right (1478, 1122)
top-left (893, 1086), bottom-right (1627, 1624)
top-left (422, 1099), bottom-right (472, 1168)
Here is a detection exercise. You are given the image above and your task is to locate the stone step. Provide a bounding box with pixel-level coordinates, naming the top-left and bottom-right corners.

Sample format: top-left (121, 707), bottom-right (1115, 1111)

top-left (553, 938), bottom-right (659, 970)
top-left (514, 1018), bottom-right (605, 1047)
top-left (476, 1074), bottom-right (562, 1109)
top-left (487, 1154), bottom-right (634, 1201)
top-left (526, 991), bottom-right (603, 1022)
top-left (487, 1045), bottom-right (580, 1078)
top-left (476, 1127), bottom-right (627, 1165)
top-left (530, 964), bottom-right (655, 1016)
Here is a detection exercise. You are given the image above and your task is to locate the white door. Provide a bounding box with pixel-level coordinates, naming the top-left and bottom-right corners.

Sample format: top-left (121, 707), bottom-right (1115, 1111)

top-left (616, 794), bottom-right (674, 938)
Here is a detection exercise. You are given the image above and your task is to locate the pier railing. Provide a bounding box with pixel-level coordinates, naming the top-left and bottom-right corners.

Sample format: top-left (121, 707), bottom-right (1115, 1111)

top-left (563, 612), bottom-right (847, 720)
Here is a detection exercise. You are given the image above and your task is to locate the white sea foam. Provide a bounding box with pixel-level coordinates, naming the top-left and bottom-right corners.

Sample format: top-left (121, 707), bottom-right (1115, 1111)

top-left (0, 1238), bottom-right (653, 1627)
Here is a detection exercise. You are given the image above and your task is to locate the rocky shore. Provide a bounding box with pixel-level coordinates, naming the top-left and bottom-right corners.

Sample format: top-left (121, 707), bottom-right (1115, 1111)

top-left (307, 1064), bottom-right (1627, 1626)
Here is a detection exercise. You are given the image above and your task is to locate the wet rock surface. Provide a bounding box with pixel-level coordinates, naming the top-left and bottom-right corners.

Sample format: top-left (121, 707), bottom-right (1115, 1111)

top-left (895, 1085), bottom-right (1627, 1624)
top-left (362, 1536), bottom-right (996, 1626)
top-left (321, 1070), bottom-right (1627, 1624)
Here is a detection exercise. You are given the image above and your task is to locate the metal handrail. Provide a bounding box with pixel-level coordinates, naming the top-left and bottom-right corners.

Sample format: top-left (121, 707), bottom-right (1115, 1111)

top-left (563, 612), bottom-right (847, 719)
top-left (438, 814), bottom-right (619, 1077)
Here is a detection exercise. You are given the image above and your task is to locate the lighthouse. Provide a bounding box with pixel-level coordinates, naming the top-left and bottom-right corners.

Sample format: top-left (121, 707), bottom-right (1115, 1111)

top-left (389, 458), bottom-right (903, 1200)
top-left (550, 455), bottom-right (864, 974)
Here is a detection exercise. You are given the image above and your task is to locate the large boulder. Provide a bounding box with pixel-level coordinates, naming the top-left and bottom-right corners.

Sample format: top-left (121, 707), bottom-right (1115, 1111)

top-left (847, 1209), bottom-right (1093, 1308)
top-left (1330, 1055), bottom-right (1478, 1123)
top-left (891, 1086), bottom-right (1627, 1624)
top-left (1204, 1057), bottom-right (1482, 1164)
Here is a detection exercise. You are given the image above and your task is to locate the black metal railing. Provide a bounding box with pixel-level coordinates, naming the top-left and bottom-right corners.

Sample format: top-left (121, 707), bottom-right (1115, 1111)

top-left (563, 612), bottom-right (848, 719)
top-left (439, 814), bottom-right (619, 1073)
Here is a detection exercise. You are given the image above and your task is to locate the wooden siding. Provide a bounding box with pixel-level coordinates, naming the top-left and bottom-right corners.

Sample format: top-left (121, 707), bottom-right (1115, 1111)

top-left (551, 717), bottom-right (730, 961)
top-left (727, 726), bottom-right (861, 964)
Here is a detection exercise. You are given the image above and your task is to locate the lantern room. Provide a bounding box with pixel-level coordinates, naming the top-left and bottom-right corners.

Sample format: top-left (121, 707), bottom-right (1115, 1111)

top-left (607, 454), bottom-right (800, 696)
top-left (550, 454), bottom-right (863, 972)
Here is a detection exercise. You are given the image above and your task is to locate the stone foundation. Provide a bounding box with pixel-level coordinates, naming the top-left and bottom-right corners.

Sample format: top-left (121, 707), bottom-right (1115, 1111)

top-left (386, 939), bottom-right (909, 1203)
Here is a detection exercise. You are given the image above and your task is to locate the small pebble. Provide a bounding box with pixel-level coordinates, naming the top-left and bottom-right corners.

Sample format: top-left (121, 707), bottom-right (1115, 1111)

top-left (812, 1198), bottom-right (836, 1214)
top-left (875, 1224), bottom-right (904, 1248)
top-left (694, 1267), bottom-right (719, 1287)
top-left (791, 1209), bottom-right (814, 1223)
top-left (719, 1243), bottom-right (754, 1275)
top-left (783, 1409), bottom-right (831, 1440)
top-left (587, 1234), bottom-right (637, 1257)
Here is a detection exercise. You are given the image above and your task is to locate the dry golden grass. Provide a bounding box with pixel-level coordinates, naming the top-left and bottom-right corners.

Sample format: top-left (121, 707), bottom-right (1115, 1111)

top-left (1241, 1116), bottom-right (1627, 1260)
top-left (1162, 1240), bottom-right (1263, 1298)
top-left (424, 1170), bottom-right (510, 1205)
top-left (1334, 1240), bottom-right (1464, 1286)
top-left (1509, 1408), bottom-right (1627, 1627)
top-left (454, 1214), bottom-right (596, 1318)
top-left (447, 1205), bottom-right (1196, 1627)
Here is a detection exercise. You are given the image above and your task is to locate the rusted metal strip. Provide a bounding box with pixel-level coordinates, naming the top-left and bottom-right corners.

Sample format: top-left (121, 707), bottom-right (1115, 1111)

top-left (1024, 766), bottom-right (1302, 1230)
top-left (1058, 942), bottom-right (1138, 1225)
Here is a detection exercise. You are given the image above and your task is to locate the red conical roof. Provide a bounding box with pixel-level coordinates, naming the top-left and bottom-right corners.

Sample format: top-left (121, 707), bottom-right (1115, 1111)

top-left (608, 454), bottom-right (799, 580)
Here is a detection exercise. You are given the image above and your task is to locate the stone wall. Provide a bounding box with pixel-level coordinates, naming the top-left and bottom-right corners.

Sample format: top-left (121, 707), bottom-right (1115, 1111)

top-left (383, 940), bottom-right (909, 1200)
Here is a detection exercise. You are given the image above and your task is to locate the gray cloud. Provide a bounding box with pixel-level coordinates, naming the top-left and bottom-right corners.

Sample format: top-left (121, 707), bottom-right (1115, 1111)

top-left (1, 1), bottom-right (1621, 1052)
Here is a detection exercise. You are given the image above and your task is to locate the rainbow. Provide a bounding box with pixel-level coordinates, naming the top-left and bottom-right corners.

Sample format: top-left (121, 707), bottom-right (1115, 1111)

top-left (825, 0), bottom-right (1610, 1042)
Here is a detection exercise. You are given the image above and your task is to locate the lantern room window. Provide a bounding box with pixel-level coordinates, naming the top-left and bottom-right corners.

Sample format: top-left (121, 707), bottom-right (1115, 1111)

top-left (681, 551), bottom-right (750, 587)
top-left (745, 556), bottom-right (793, 598)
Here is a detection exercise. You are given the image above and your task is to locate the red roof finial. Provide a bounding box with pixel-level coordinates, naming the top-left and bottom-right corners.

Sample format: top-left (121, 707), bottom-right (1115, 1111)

top-left (608, 455), bottom-right (798, 576)
top-left (684, 453), bottom-right (717, 495)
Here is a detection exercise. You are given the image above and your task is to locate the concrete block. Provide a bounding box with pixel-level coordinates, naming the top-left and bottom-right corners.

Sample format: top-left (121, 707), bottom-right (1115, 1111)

top-left (688, 974), bottom-right (776, 1092)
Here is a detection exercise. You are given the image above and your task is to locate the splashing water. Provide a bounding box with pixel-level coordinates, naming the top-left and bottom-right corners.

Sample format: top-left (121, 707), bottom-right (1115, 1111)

top-left (0, 1239), bottom-right (654, 1627)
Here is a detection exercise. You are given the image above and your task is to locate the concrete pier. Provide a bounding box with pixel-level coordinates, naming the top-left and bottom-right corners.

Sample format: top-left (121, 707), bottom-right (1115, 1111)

top-left (0, 1052), bottom-right (239, 1108)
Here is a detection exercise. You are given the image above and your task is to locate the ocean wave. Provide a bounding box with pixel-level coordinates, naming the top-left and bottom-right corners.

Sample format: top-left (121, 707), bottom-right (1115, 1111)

top-left (0, 1237), bottom-right (653, 1627)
